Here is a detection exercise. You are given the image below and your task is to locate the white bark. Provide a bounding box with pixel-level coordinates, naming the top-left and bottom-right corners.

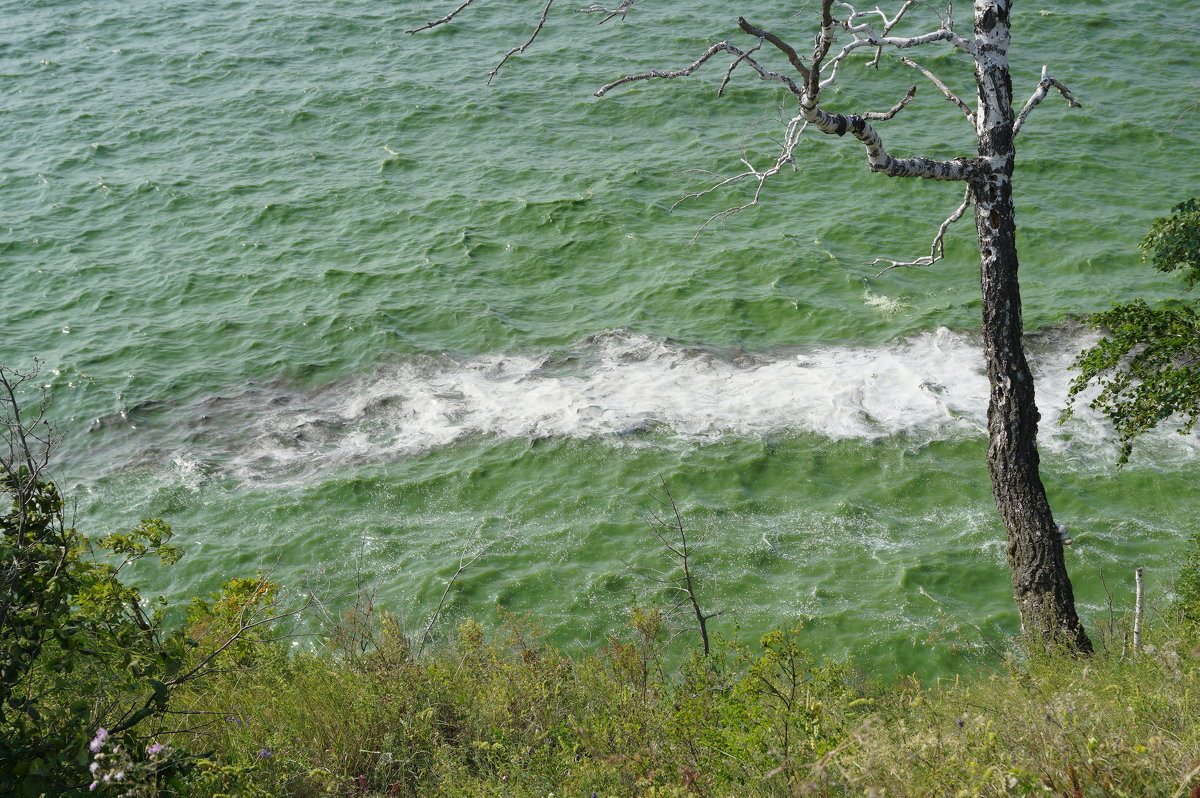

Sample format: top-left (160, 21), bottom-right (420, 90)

top-left (1013, 65), bottom-right (1082, 137)
top-left (1133, 567), bottom-right (1144, 652)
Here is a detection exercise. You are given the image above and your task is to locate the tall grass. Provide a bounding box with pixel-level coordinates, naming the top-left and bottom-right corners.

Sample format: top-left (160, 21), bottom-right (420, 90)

top-left (158, 602), bottom-right (1200, 798)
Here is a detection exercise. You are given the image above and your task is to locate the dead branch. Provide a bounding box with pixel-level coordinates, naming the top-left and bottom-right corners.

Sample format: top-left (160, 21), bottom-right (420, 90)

top-left (1013, 65), bottom-right (1082, 137)
top-left (718, 39), bottom-right (763, 97)
top-left (900, 56), bottom-right (974, 122)
top-left (574, 0), bottom-right (634, 24)
top-left (867, 0), bottom-right (918, 67)
top-left (488, 0), bottom-right (556, 85)
top-left (405, 0), bottom-right (480, 34)
top-left (737, 17), bottom-right (812, 81)
top-left (418, 533), bottom-right (501, 656)
top-left (671, 117), bottom-right (809, 241)
top-left (596, 42), bottom-right (803, 99)
top-left (863, 84), bottom-right (917, 121)
top-left (872, 185), bottom-right (972, 275)
top-left (631, 479), bottom-right (719, 656)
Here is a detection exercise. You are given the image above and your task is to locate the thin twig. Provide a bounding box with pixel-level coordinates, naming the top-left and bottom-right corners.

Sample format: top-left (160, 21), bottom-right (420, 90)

top-left (488, 0), bottom-right (556, 84)
top-left (574, 0), bottom-right (634, 24)
top-left (405, 0), bottom-right (480, 34)
top-left (419, 533), bottom-right (501, 656)
top-left (900, 56), bottom-right (974, 121)
top-left (872, 185), bottom-right (971, 275)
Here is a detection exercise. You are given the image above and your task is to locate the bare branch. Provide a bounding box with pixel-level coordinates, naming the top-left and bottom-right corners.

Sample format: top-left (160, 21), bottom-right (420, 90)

top-left (867, 0), bottom-right (918, 68)
top-left (1013, 64), bottom-right (1082, 137)
top-left (806, 106), bottom-right (978, 180)
top-left (862, 84), bottom-right (917, 121)
top-left (900, 56), bottom-right (974, 122)
top-left (574, 0), bottom-right (634, 24)
top-left (596, 42), bottom-right (803, 99)
top-left (670, 117), bottom-right (810, 241)
top-left (872, 185), bottom-right (972, 275)
top-left (737, 17), bottom-right (812, 82)
top-left (419, 533), bottom-right (501, 656)
top-left (487, 0), bottom-right (556, 85)
top-left (405, 0), bottom-right (480, 34)
top-left (718, 39), bottom-right (763, 97)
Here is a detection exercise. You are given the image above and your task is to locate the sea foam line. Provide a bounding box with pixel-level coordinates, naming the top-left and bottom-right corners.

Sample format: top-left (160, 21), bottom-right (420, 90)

top-left (211, 327), bottom-right (1195, 480)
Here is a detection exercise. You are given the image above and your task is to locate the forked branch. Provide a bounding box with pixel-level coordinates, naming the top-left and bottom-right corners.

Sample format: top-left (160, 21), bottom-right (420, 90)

top-left (623, 479), bottom-right (720, 655)
top-left (419, 533), bottom-right (502, 656)
top-left (872, 186), bottom-right (973, 275)
top-left (1013, 65), bottom-right (1082, 137)
top-left (595, 42), bottom-right (803, 99)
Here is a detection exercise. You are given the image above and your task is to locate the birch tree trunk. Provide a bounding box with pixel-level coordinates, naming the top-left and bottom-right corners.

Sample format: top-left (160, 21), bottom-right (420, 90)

top-left (971, 0), bottom-right (1091, 652)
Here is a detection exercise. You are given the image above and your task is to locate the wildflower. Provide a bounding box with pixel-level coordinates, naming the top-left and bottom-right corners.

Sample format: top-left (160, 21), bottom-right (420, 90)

top-left (89, 728), bottom-right (109, 752)
top-left (147, 742), bottom-right (165, 756)
top-left (89, 762), bottom-right (100, 774)
top-left (258, 749), bottom-right (273, 759)
top-left (88, 782), bottom-right (97, 792)
top-left (956, 717), bottom-right (964, 729)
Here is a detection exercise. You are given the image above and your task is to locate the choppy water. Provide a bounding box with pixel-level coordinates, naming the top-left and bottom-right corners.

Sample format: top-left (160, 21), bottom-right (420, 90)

top-left (2, 0), bottom-right (1198, 674)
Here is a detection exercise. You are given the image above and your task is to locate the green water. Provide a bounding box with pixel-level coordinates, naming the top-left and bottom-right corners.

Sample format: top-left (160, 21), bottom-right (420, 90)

top-left (2, 0), bottom-right (1198, 674)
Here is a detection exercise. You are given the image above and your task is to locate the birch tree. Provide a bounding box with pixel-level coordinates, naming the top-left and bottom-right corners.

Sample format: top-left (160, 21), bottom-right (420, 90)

top-left (412, 0), bottom-right (1092, 652)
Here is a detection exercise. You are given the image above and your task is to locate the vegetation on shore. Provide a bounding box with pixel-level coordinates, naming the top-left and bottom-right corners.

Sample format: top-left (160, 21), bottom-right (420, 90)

top-left (158, 591), bottom-right (1200, 798)
top-left (6, 502), bottom-right (1200, 798)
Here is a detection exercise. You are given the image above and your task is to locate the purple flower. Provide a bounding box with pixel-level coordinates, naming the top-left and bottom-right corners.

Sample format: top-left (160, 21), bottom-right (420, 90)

top-left (258, 749), bottom-right (273, 758)
top-left (147, 743), bottom-right (165, 756)
top-left (88, 782), bottom-right (98, 792)
top-left (89, 728), bottom-right (109, 752)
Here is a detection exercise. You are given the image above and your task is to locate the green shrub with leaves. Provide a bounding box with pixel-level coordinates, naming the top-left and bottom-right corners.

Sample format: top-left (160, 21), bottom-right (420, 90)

top-left (1065, 198), bottom-right (1200, 463)
top-left (1, 366), bottom-right (308, 797)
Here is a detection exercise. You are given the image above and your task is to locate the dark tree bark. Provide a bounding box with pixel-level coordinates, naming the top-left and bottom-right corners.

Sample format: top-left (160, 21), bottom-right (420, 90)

top-left (971, 1), bottom-right (1091, 651)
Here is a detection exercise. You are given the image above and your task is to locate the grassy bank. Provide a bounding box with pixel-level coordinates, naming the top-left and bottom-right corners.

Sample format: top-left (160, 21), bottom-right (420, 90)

top-left (139, 600), bottom-right (1200, 798)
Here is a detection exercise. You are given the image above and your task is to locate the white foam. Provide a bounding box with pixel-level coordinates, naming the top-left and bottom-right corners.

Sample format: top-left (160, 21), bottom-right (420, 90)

top-left (216, 327), bottom-right (1196, 480)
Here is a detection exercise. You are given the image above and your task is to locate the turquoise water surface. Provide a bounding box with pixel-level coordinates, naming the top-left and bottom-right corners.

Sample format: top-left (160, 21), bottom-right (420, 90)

top-left (2, 0), bottom-right (1198, 674)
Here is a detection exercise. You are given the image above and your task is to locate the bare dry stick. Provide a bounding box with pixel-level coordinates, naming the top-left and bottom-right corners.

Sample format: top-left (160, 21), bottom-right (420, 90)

top-left (900, 56), bottom-right (974, 121)
top-left (1133, 567), bottom-right (1145, 652)
top-left (488, 0), bottom-right (556, 85)
top-left (574, 0), bottom-right (634, 24)
top-left (405, 0), bottom-right (480, 34)
top-left (872, 186), bottom-right (972, 275)
top-left (867, 0), bottom-right (918, 68)
top-left (419, 533), bottom-right (500, 656)
top-left (635, 478), bottom-right (720, 656)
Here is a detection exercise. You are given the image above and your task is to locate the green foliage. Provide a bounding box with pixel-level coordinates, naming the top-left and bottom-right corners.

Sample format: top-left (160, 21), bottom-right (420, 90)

top-left (1174, 531), bottom-right (1200, 626)
top-left (162, 604), bottom-right (1200, 797)
top-left (0, 459), bottom-right (192, 794)
top-left (1065, 199), bottom-right (1200, 463)
top-left (186, 574), bottom-right (282, 668)
top-left (1140, 197), bottom-right (1200, 285)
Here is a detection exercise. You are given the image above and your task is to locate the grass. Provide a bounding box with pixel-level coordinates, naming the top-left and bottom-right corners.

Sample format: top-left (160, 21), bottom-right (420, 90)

top-left (150, 604), bottom-right (1200, 798)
